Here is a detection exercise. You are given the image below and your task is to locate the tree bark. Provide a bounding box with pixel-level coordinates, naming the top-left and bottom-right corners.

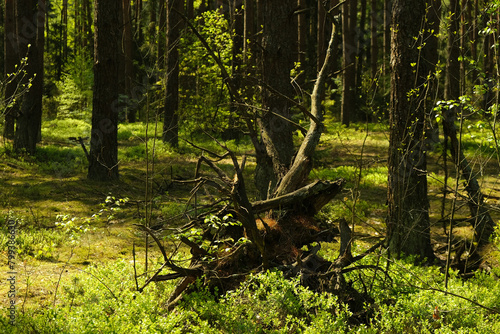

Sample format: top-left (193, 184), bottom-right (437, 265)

top-left (370, 0), bottom-right (378, 79)
top-left (341, 0), bottom-right (357, 126)
top-left (3, 0), bottom-right (18, 139)
top-left (88, 0), bottom-right (121, 181)
top-left (445, 0), bottom-right (461, 101)
top-left (14, 0), bottom-right (45, 154)
top-left (275, 22), bottom-right (338, 197)
top-left (122, 0), bottom-right (135, 122)
top-left (163, 0), bottom-right (183, 147)
top-left (387, 0), bottom-right (434, 260)
top-left (254, 0), bottom-right (296, 198)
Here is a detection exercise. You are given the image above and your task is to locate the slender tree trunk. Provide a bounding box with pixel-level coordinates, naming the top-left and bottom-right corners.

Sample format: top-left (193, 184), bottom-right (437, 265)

top-left (370, 0), bottom-right (378, 80)
top-left (83, 0), bottom-right (92, 52)
top-left (383, 0), bottom-right (392, 77)
top-left (341, 0), bottom-right (357, 126)
top-left (317, 0), bottom-right (326, 73)
top-left (122, 0), bottom-right (135, 122)
top-left (88, 0), bottom-right (121, 181)
top-left (14, 0), bottom-right (45, 154)
top-left (157, 0), bottom-right (166, 67)
top-left (443, 0), bottom-right (495, 247)
top-left (387, 0), bottom-right (434, 260)
top-left (62, 0), bottom-right (68, 60)
top-left (356, 0), bottom-right (366, 96)
top-left (445, 0), bottom-right (461, 101)
top-left (3, 0), bottom-right (17, 139)
top-left (163, 0), bottom-right (183, 147)
top-left (297, 0), bottom-right (306, 82)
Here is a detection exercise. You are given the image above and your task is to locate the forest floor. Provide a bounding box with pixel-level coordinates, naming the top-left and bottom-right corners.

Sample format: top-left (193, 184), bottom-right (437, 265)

top-left (1, 116), bottom-right (500, 322)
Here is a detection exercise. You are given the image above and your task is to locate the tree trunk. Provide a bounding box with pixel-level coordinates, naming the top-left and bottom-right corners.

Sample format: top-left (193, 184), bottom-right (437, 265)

top-left (122, 0), bottom-right (135, 122)
top-left (387, 0), bottom-right (434, 260)
top-left (445, 0), bottom-right (461, 101)
top-left (83, 0), bottom-right (93, 52)
top-left (317, 0), bottom-right (326, 73)
top-left (370, 0), bottom-right (378, 80)
top-left (157, 0), bottom-right (166, 67)
top-left (341, 0), bottom-right (357, 126)
top-left (254, 0), bottom-right (296, 199)
top-left (297, 0), bottom-right (306, 84)
top-left (275, 22), bottom-right (338, 197)
top-left (356, 0), bottom-right (366, 97)
top-left (3, 0), bottom-right (18, 139)
top-left (383, 0), bottom-right (392, 77)
top-left (442, 0), bottom-right (495, 247)
top-left (88, 0), bottom-right (121, 181)
top-left (14, 0), bottom-right (44, 154)
top-left (163, 0), bottom-right (183, 147)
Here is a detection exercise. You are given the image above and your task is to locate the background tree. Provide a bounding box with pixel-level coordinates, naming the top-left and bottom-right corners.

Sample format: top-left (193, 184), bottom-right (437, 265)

top-left (3, 0), bottom-right (18, 139)
top-left (14, 0), bottom-right (45, 154)
top-left (341, 0), bottom-right (357, 126)
top-left (386, 0), bottom-right (434, 260)
top-left (88, 0), bottom-right (121, 181)
top-left (162, 0), bottom-right (184, 147)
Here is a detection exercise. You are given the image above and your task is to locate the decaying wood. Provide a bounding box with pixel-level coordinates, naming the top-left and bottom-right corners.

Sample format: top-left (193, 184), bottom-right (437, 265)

top-left (251, 179), bottom-right (345, 215)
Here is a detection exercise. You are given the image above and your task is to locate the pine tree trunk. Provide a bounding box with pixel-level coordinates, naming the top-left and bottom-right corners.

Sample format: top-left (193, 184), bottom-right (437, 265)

top-left (3, 0), bottom-right (18, 139)
top-left (122, 0), bottom-right (135, 122)
top-left (341, 0), bottom-right (357, 126)
top-left (14, 0), bottom-right (44, 154)
top-left (88, 0), bottom-right (121, 181)
top-left (370, 0), bottom-right (378, 80)
top-left (254, 0), bottom-right (296, 199)
top-left (387, 0), bottom-right (434, 260)
top-left (163, 0), bottom-right (183, 147)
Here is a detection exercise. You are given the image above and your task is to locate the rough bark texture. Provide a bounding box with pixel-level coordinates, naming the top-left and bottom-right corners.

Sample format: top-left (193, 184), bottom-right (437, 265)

top-left (254, 0), bottom-right (296, 199)
top-left (88, 0), bottom-right (121, 181)
top-left (387, 0), bottom-right (434, 260)
top-left (163, 0), bottom-right (183, 147)
top-left (14, 0), bottom-right (45, 154)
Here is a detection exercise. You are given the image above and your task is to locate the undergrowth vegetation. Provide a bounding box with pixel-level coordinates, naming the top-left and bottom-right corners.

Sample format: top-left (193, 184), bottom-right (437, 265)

top-left (1, 116), bottom-right (500, 332)
top-left (2, 251), bottom-right (500, 333)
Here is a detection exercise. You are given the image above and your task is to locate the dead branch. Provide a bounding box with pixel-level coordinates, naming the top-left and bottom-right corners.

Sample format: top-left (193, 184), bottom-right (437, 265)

top-left (251, 179), bottom-right (345, 215)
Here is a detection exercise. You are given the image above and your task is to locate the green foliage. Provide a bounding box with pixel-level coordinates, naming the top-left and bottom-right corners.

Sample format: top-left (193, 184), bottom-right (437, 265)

top-left (180, 270), bottom-right (349, 333)
top-left (0, 215), bottom-right (65, 260)
top-left (178, 10), bottom-right (235, 135)
top-left (0, 260), bottom-right (183, 334)
top-left (41, 119), bottom-right (91, 142)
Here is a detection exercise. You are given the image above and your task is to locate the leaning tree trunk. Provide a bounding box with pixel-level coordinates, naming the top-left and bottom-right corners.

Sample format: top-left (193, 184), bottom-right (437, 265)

top-left (387, 0), bottom-right (435, 260)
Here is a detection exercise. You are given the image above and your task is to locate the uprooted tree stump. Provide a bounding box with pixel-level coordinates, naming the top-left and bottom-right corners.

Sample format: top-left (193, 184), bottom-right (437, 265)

top-left (134, 15), bottom-right (380, 321)
top-left (135, 156), bottom-right (381, 321)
